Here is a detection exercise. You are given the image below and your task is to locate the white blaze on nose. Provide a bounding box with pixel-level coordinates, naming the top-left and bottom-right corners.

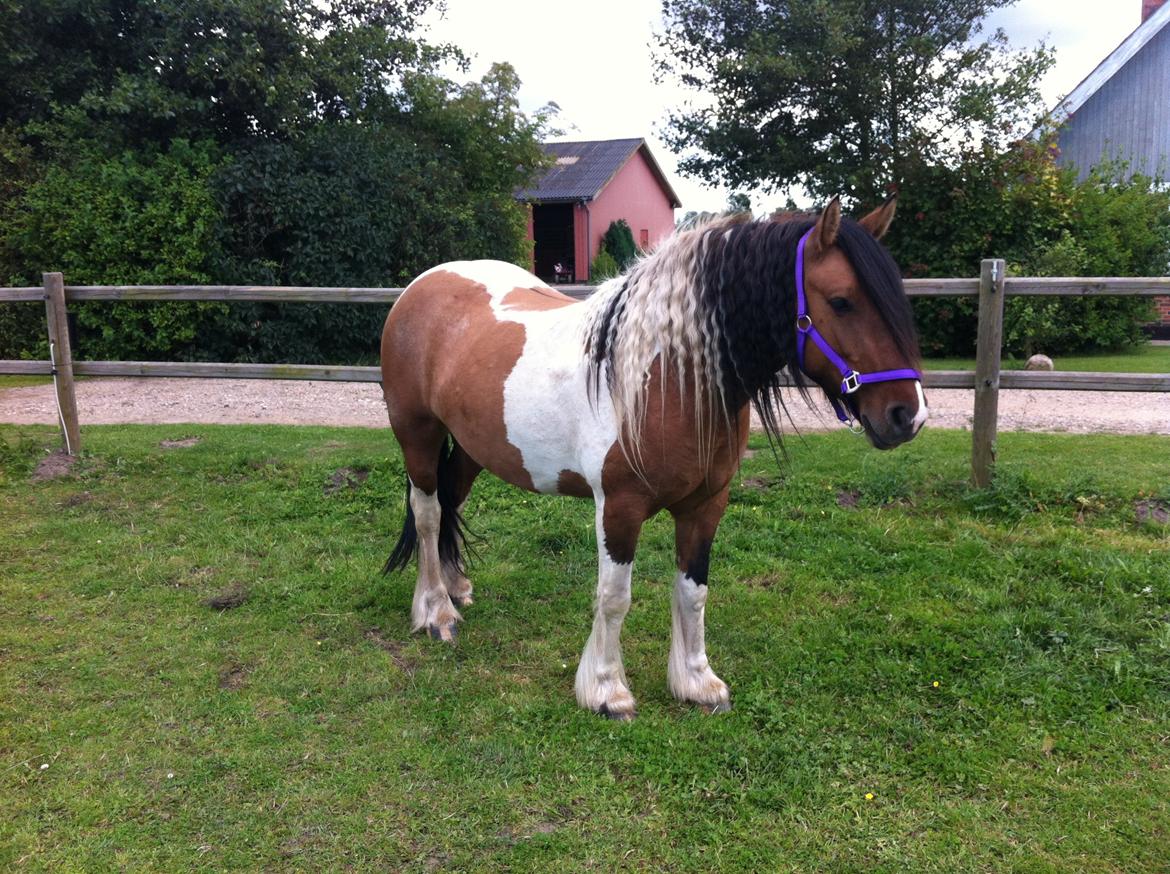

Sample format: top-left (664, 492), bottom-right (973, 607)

top-left (911, 380), bottom-right (929, 431)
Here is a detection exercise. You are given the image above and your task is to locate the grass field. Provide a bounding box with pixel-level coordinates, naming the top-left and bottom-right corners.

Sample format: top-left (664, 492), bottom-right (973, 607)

top-left (0, 376), bottom-right (53, 389)
top-left (921, 343), bottom-right (1170, 373)
top-left (2, 424), bottom-right (1169, 871)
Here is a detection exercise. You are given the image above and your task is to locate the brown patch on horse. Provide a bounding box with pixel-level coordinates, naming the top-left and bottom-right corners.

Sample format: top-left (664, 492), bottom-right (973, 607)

top-left (598, 363), bottom-right (750, 563)
top-left (557, 469), bottom-right (591, 497)
top-left (381, 270), bottom-right (538, 492)
top-left (500, 286), bottom-right (578, 311)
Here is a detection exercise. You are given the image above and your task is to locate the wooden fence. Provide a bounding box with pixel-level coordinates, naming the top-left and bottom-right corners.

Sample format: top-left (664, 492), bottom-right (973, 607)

top-left (2, 263), bottom-right (1169, 485)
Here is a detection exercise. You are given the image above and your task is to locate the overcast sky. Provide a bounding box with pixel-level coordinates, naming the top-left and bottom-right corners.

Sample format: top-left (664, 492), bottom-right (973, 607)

top-left (421, 0), bottom-right (1145, 214)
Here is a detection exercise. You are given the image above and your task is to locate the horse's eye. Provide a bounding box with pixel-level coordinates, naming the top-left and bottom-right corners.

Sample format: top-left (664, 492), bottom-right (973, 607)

top-left (829, 297), bottom-right (853, 315)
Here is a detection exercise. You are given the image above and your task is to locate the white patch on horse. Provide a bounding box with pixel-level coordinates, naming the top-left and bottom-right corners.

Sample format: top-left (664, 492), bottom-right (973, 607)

top-left (668, 572), bottom-right (730, 710)
top-left (911, 380), bottom-right (929, 433)
top-left (438, 261), bottom-right (619, 494)
top-left (407, 483), bottom-right (460, 639)
top-left (575, 496), bottom-right (637, 717)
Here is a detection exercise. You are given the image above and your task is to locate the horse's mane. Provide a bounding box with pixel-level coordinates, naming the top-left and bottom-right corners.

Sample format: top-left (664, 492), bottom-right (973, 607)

top-left (582, 211), bottom-right (918, 464)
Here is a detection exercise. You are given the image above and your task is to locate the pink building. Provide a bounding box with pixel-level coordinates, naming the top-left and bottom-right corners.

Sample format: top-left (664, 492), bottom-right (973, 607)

top-left (516, 139), bottom-right (682, 283)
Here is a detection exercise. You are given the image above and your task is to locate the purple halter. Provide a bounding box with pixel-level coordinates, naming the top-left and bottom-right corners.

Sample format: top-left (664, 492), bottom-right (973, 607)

top-left (794, 228), bottom-right (922, 426)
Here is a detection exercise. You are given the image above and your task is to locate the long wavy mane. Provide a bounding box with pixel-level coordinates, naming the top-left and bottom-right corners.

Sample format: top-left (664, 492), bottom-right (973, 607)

top-left (582, 212), bottom-right (918, 464)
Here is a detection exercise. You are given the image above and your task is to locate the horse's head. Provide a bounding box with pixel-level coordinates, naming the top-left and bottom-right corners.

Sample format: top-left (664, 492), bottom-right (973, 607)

top-left (797, 197), bottom-right (927, 449)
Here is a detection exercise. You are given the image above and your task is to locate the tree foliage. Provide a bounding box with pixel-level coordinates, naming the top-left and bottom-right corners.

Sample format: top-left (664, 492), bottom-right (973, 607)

top-left (887, 140), bottom-right (1169, 356)
top-left (655, 0), bottom-right (1053, 204)
top-left (0, 1), bottom-right (554, 364)
top-left (7, 139), bottom-right (226, 360)
top-left (0, 0), bottom-right (452, 145)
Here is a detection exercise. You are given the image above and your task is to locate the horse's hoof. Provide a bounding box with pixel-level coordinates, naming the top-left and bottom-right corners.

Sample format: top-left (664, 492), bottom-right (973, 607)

top-left (597, 702), bottom-right (636, 721)
top-left (427, 622), bottom-right (458, 643)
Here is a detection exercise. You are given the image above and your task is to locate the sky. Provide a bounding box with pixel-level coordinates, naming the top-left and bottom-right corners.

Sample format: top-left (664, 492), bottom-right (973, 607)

top-left (421, 0), bottom-right (1146, 214)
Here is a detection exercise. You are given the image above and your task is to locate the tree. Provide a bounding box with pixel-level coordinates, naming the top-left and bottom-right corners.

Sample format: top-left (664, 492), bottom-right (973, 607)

top-left (654, 0), bottom-right (1053, 205)
top-left (0, 0), bottom-right (555, 365)
top-left (726, 192), bottom-right (752, 213)
top-left (0, 0), bottom-right (455, 147)
top-left (887, 138), bottom-right (1169, 356)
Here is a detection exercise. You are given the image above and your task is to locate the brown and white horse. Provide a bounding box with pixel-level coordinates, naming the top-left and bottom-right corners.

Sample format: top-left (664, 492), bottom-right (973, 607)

top-left (380, 198), bottom-right (926, 719)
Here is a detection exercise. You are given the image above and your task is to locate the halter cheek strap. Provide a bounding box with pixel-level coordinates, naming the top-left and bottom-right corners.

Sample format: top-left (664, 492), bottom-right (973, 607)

top-left (794, 228), bottom-right (922, 426)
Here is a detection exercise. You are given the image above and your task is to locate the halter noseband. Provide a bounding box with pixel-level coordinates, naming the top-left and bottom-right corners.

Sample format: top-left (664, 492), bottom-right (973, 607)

top-left (795, 228), bottom-right (922, 428)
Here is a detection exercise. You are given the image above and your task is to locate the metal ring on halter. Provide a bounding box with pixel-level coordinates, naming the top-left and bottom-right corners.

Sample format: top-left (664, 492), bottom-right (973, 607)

top-left (841, 371), bottom-right (862, 394)
top-left (796, 314), bottom-right (813, 332)
top-left (847, 418), bottom-right (865, 435)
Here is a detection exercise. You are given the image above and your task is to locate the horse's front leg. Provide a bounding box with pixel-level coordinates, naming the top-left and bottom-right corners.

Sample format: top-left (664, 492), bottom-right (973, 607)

top-left (668, 492), bottom-right (732, 713)
top-left (575, 496), bottom-right (644, 720)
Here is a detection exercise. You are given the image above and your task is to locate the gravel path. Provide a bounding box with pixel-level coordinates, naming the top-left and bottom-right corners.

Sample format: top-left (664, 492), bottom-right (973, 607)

top-left (1, 377), bottom-right (1167, 435)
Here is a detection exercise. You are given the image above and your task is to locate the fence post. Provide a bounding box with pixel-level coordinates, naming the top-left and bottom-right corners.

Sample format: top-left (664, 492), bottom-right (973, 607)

top-left (971, 258), bottom-right (1005, 487)
top-left (43, 272), bottom-right (81, 455)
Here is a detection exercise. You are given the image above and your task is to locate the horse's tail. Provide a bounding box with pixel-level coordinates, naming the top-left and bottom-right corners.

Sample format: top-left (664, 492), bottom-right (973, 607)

top-left (383, 436), bottom-right (470, 575)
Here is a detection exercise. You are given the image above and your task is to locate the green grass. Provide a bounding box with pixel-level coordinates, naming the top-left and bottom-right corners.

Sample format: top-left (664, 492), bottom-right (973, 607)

top-left (0, 375), bottom-right (51, 389)
top-left (2, 425), bottom-right (1168, 871)
top-left (923, 343), bottom-right (1170, 373)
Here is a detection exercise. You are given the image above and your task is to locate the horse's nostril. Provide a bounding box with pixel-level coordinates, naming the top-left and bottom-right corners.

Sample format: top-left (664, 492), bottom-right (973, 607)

top-left (888, 403), bottom-right (913, 432)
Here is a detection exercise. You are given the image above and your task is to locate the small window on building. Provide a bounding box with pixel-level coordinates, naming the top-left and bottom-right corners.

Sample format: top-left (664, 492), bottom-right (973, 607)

top-left (640, 228), bottom-right (649, 249)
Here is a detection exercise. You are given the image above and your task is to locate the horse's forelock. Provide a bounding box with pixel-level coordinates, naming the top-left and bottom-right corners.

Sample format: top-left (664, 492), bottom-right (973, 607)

top-left (832, 220), bottom-right (920, 364)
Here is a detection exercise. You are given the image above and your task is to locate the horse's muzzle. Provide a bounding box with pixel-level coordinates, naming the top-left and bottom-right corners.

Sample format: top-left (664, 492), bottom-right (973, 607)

top-left (862, 385), bottom-right (929, 450)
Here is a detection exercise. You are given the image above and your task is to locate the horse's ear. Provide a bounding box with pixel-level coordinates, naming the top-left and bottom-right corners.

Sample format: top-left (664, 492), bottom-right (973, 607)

top-left (858, 194), bottom-right (897, 240)
top-left (810, 196), bottom-right (841, 253)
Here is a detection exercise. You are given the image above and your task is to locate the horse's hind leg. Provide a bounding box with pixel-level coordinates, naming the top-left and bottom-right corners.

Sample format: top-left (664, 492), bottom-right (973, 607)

top-left (668, 492), bottom-right (732, 713)
top-left (441, 443), bottom-right (481, 608)
top-left (397, 422), bottom-right (463, 642)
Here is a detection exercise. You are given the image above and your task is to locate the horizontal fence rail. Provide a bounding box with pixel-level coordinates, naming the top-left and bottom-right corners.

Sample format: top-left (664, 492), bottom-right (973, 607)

top-left (1, 268), bottom-right (1168, 483)
top-left (4, 277), bottom-right (1169, 305)
top-left (3, 359), bottom-right (1168, 392)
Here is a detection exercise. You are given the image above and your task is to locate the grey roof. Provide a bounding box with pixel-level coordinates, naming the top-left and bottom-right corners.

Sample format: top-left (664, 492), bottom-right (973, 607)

top-left (516, 138), bottom-right (682, 207)
top-left (1049, 2), bottom-right (1170, 125)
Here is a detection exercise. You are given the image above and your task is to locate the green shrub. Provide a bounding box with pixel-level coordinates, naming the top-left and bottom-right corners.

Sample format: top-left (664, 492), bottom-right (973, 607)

top-left (7, 139), bottom-right (226, 361)
top-left (590, 248), bottom-right (620, 282)
top-left (207, 119), bottom-right (534, 364)
top-left (601, 219), bottom-right (638, 271)
top-left (889, 141), bottom-right (1169, 357)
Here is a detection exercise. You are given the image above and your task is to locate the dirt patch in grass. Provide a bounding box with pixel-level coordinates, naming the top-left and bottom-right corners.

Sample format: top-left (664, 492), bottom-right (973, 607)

top-left (31, 450), bottom-right (76, 481)
top-left (1135, 499), bottom-right (1169, 525)
top-left (60, 491), bottom-right (93, 507)
top-left (745, 573), bottom-right (786, 591)
top-left (365, 628), bottom-right (418, 675)
top-left (218, 662), bottom-right (251, 690)
top-left (160, 436), bottom-right (202, 448)
top-left (741, 476), bottom-right (778, 491)
top-left (821, 590), bottom-right (856, 608)
top-left (836, 489), bottom-right (861, 509)
top-left (324, 466), bottom-right (369, 495)
top-left (202, 584), bottom-right (250, 611)
top-left (170, 566), bottom-right (216, 589)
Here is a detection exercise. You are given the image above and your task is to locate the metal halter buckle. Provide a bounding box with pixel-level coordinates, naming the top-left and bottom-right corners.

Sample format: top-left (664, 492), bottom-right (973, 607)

top-left (841, 371), bottom-right (862, 394)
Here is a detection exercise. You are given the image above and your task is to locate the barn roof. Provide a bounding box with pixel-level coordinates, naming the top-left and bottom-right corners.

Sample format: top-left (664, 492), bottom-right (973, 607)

top-left (516, 138), bottom-right (682, 208)
top-left (1049, 2), bottom-right (1170, 125)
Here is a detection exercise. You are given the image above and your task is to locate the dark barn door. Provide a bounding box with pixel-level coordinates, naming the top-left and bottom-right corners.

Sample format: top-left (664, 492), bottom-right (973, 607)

top-left (532, 203), bottom-right (575, 282)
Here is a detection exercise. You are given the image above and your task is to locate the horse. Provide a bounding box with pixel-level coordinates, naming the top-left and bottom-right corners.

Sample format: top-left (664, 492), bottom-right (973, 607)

top-left (379, 197), bottom-right (927, 719)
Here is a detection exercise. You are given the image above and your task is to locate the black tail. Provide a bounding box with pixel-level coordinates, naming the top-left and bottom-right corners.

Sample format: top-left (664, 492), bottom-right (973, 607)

top-left (383, 436), bottom-right (473, 575)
